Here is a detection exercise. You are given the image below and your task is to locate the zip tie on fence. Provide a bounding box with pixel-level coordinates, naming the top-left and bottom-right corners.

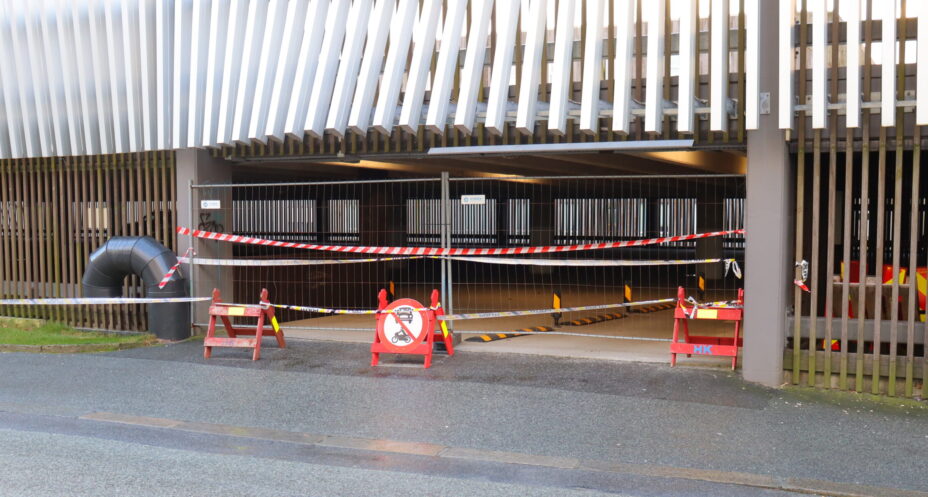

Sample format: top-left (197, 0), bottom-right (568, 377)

top-left (0, 297), bottom-right (212, 305)
top-left (158, 247), bottom-right (195, 288)
top-left (176, 255), bottom-right (423, 266)
top-left (438, 297), bottom-right (676, 321)
top-left (177, 226), bottom-right (744, 255)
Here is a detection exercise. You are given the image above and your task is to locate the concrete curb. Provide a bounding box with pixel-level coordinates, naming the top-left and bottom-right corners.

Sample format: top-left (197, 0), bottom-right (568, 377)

top-left (0, 341), bottom-right (152, 354)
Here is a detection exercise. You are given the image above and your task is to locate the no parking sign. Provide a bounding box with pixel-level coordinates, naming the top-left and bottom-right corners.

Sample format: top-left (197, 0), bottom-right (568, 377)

top-left (371, 289), bottom-right (455, 368)
top-left (376, 298), bottom-right (429, 353)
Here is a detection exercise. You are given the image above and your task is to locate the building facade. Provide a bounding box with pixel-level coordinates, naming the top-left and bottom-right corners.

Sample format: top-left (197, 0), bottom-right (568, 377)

top-left (0, 0), bottom-right (925, 397)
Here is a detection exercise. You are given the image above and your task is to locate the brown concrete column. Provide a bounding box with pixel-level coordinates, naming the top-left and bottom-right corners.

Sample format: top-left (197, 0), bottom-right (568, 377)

top-left (742, 0), bottom-right (793, 387)
top-left (176, 149), bottom-right (234, 330)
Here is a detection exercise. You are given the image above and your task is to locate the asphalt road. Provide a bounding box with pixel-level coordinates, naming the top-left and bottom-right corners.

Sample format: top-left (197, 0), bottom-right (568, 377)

top-left (1, 338), bottom-right (926, 496)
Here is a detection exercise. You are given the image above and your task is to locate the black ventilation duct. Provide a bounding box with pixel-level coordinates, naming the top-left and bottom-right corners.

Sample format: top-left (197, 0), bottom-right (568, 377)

top-left (81, 236), bottom-right (190, 340)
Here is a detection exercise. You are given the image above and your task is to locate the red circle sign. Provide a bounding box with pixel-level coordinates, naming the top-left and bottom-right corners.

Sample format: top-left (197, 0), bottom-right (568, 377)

top-left (376, 298), bottom-right (430, 353)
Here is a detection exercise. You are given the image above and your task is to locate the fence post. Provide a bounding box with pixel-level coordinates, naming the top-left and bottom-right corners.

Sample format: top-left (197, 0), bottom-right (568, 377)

top-left (188, 179), bottom-right (195, 332)
top-left (441, 172), bottom-right (454, 327)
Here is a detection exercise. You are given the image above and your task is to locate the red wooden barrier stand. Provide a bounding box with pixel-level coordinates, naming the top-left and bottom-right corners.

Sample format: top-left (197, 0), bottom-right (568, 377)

top-left (204, 288), bottom-right (286, 361)
top-left (371, 288), bottom-right (453, 368)
top-left (670, 286), bottom-right (744, 370)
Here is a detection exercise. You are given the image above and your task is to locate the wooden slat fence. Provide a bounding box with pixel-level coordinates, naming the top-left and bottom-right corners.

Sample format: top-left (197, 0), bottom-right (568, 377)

top-left (0, 152), bottom-right (176, 331)
top-left (787, 1), bottom-right (928, 397)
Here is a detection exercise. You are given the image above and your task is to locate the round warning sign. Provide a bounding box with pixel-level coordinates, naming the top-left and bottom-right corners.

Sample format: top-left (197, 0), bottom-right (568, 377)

top-left (376, 298), bottom-right (430, 353)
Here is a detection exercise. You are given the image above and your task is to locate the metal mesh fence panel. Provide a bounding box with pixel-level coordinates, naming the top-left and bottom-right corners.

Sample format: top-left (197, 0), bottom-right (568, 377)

top-left (189, 173), bottom-right (744, 339)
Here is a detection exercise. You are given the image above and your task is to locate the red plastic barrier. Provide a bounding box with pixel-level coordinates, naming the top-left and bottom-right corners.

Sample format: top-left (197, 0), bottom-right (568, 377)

top-left (204, 288), bottom-right (285, 361)
top-left (371, 289), bottom-right (454, 368)
top-left (670, 286), bottom-right (744, 370)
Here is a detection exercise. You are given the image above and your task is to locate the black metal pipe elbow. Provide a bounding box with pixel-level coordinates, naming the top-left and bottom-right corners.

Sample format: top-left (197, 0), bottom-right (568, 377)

top-left (81, 236), bottom-right (190, 340)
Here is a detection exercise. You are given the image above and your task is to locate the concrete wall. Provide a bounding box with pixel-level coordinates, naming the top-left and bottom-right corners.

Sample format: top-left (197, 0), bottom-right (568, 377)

top-left (176, 150), bottom-right (234, 329)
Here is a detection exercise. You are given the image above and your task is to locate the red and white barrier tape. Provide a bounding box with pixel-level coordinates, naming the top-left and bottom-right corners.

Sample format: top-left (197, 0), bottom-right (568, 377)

top-left (177, 226), bottom-right (745, 256)
top-left (158, 247), bottom-right (194, 289)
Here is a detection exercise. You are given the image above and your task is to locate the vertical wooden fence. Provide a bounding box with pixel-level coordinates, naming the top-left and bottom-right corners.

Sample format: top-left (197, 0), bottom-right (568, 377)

top-left (0, 152), bottom-right (176, 331)
top-left (788, 2), bottom-right (927, 397)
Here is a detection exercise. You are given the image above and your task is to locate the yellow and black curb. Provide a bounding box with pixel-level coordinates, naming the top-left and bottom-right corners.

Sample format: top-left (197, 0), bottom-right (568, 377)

top-left (631, 302), bottom-right (677, 313)
top-left (563, 312), bottom-right (625, 326)
top-left (466, 325), bottom-right (555, 343)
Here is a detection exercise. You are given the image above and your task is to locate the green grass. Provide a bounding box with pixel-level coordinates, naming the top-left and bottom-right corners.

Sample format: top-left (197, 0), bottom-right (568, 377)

top-left (0, 322), bottom-right (156, 347)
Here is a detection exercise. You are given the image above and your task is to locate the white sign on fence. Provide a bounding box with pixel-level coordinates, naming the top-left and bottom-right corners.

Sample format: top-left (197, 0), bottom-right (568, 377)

top-left (200, 200), bottom-right (221, 210)
top-left (460, 194), bottom-right (486, 205)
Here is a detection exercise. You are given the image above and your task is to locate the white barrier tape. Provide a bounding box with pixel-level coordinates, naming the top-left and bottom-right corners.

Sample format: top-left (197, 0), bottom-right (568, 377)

top-left (794, 260), bottom-right (811, 293)
top-left (681, 296), bottom-right (744, 319)
top-left (439, 298), bottom-right (676, 321)
top-left (0, 297), bottom-right (211, 305)
top-left (268, 303), bottom-right (440, 315)
top-left (177, 255), bottom-right (422, 266)
top-left (158, 247), bottom-right (194, 289)
top-left (724, 259), bottom-right (743, 279)
top-left (444, 256), bottom-right (736, 267)
top-left (174, 253), bottom-right (743, 278)
top-left (178, 226), bottom-right (744, 255)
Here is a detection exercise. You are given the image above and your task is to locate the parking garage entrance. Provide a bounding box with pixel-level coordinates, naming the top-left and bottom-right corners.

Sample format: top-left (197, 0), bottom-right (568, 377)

top-left (189, 172), bottom-right (745, 364)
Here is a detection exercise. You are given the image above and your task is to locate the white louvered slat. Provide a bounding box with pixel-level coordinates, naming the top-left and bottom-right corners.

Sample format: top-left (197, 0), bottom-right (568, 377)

top-left (248, 0), bottom-right (291, 145)
top-left (709, 0), bottom-right (729, 132)
top-left (778, 0), bottom-right (794, 129)
top-left (918, 1), bottom-right (928, 124)
top-left (516, 0), bottom-right (547, 134)
top-left (0, 81), bottom-right (7, 157)
top-left (231, 0), bottom-right (269, 145)
top-left (612, 0), bottom-right (635, 134)
top-left (73, 1), bottom-right (102, 154)
top-left (371, 0), bottom-right (418, 134)
top-left (881, 0), bottom-right (896, 127)
top-left (305, 0), bottom-right (352, 138)
top-left (89, 0), bottom-right (115, 153)
top-left (398, 0), bottom-right (442, 133)
top-left (23, 1), bottom-right (55, 156)
top-left (216, 0), bottom-right (248, 145)
top-left (320, 0), bottom-right (372, 138)
top-left (846, 0), bottom-right (861, 128)
top-left (453, 0), bottom-right (494, 134)
top-left (8, 0), bottom-right (42, 158)
top-left (137, 0), bottom-right (156, 150)
top-left (155, 0), bottom-right (172, 150)
top-left (171, 0), bottom-right (191, 148)
top-left (579, 0), bottom-right (605, 135)
top-left (678, 0), bottom-right (697, 133)
top-left (485, 0), bottom-right (520, 136)
top-left (187, 0), bottom-right (210, 148)
top-left (40, 0), bottom-right (71, 155)
top-left (0, 1), bottom-right (21, 157)
top-left (811, 0), bottom-right (826, 129)
top-left (104, 0), bottom-right (129, 153)
top-left (346, 0), bottom-right (394, 136)
top-left (265, 0), bottom-right (312, 142)
top-left (200, 0), bottom-right (228, 147)
top-left (281, 0), bottom-right (330, 140)
top-left (644, 0), bottom-right (664, 134)
top-left (57, 2), bottom-right (85, 154)
top-left (425, 0), bottom-right (467, 133)
top-left (548, 0), bottom-right (575, 135)
top-left (744, 0), bottom-right (759, 130)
